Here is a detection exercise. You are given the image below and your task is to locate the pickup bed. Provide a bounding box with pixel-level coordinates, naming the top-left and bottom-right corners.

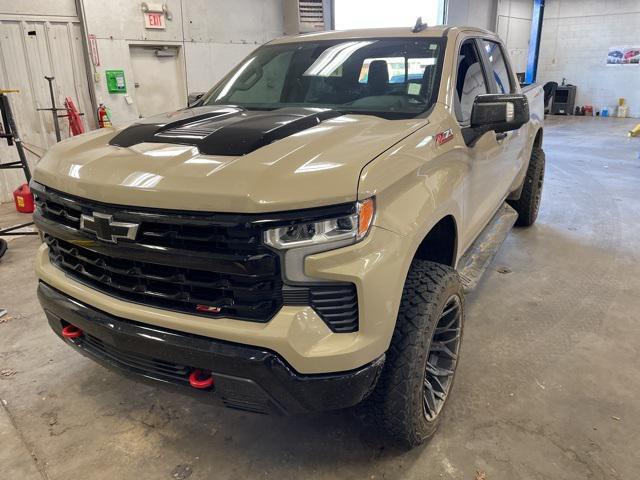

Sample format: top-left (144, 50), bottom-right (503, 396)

top-left (32, 25), bottom-right (544, 448)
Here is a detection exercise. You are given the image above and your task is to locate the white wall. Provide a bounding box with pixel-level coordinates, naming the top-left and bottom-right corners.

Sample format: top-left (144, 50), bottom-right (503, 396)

top-left (446, 0), bottom-right (498, 31)
top-left (496, 0), bottom-right (532, 73)
top-left (183, 0), bottom-right (285, 93)
top-left (538, 0), bottom-right (640, 117)
top-left (82, 0), bottom-right (285, 125)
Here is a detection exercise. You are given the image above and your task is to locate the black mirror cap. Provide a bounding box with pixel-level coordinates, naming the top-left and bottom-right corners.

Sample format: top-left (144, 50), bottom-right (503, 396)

top-left (470, 93), bottom-right (529, 133)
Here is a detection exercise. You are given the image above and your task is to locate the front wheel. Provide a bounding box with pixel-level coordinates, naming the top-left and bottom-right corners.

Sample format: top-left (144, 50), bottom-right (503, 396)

top-left (366, 260), bottom-right (464, 448)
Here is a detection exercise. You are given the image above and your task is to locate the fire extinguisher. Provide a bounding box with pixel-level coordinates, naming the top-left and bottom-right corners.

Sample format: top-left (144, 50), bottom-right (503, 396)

top-left (97, 103), bottom-right (112, 128)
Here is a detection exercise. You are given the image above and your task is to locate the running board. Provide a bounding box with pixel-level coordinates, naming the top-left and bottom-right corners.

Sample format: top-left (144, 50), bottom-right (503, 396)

top-left (457, 203), bottom-right (518, 292)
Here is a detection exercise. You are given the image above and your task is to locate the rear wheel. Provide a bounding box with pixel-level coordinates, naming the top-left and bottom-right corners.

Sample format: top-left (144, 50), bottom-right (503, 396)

top-left (366, 260), bottom-right (464, 448)
top-left (509, 146), bottom-right (545, 227)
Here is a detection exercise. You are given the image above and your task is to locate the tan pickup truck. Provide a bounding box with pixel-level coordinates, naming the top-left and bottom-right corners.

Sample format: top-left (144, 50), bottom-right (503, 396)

top-left (32, 25), bottom-right (544, 447)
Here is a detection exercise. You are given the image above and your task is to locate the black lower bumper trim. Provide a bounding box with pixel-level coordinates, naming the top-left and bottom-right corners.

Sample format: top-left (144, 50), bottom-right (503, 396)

top-left (37, 282), bottom-right (384, 415)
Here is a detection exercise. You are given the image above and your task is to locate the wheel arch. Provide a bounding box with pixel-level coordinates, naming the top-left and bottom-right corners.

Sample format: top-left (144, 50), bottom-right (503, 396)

top-left (533, 127), bottom-right (543, 148)
top-left (412, 214), bottom-right (459, 268)
top-left (508, 126), bottom-right (544, 201)
top-left (375, 211), bottom-right (460, 361)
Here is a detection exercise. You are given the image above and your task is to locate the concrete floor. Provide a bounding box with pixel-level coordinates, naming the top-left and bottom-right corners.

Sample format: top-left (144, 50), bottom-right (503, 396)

top-left (1, 117), bottom-right (639, 479)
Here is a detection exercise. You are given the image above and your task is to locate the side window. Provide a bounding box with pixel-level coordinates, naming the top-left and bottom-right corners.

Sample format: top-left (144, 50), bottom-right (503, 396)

top-left (481, 40), bottom-right (513, 94)
top-left (455, 40), bottom-right (488, 124)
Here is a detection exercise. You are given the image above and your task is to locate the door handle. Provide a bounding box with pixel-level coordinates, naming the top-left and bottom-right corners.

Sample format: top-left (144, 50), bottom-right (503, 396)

top-left (495, 132), bottom-right (508, 142)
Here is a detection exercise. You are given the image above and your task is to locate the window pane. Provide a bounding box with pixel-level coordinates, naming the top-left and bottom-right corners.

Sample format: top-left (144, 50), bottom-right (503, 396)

top-left (456, 40), bottom-right (488, 124)
top-left (482, 40), bottom-right (512, 94)
top-left (204, 38), bottom-right (445, 118)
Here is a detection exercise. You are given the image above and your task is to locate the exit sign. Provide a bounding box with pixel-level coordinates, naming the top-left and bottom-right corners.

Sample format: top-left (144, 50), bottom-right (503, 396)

top-left (144, 12), bottom-right (165, 29)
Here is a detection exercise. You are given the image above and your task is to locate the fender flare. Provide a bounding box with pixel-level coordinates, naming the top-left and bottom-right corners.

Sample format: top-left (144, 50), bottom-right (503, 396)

top-left (508, 126), bottom-right (544, 201)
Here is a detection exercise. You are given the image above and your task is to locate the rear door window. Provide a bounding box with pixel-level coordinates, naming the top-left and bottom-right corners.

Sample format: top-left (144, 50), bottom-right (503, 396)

top-left (481, 40), bottom-right (513, 94)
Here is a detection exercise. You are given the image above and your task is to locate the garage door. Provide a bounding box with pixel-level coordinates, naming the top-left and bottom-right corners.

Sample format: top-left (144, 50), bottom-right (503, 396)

top-left (0, 17), bottom-right (93, 202)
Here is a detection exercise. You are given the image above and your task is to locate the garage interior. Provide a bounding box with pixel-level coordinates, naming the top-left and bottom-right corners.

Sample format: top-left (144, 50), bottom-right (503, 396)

top-left (1, 0), bottom-right (639, 479)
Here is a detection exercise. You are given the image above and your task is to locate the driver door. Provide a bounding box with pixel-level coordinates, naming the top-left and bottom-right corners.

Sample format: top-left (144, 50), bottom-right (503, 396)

top-left (455, 38), bottom-right (506, 251)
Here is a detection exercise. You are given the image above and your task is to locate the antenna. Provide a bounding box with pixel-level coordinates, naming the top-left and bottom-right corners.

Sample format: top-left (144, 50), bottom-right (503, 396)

top-left (412, 17), bottom-right (427, 33)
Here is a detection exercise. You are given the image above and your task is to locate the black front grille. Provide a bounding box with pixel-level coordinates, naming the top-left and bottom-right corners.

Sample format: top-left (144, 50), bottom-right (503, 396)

top-left (35, 190), bottom-right (263, 254)
top-left (33, 185), bottom-right (283, 322)
top-left (45, 235), bottom-right (281, 320)
top-left (32, 183), bottom-right (359, 330)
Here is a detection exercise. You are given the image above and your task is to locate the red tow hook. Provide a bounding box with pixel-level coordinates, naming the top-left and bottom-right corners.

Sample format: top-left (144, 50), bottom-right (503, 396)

top-left (189, 369), bottom-right (214, 389)
top-left (61, 324), bottom-right (83, 339)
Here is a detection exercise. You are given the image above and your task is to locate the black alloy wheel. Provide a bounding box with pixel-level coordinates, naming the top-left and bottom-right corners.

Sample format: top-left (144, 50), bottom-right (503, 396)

top-left (423, 294), bottom-right (462, 421)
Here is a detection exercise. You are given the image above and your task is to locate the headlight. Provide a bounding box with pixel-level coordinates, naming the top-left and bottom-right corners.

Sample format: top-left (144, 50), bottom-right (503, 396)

top-left (264, 198), bottom-right (375, 250)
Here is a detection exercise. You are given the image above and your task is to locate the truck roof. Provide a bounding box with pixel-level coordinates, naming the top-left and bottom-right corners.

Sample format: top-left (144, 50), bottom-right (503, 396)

top-left (268, 25), bottom-right (497, 45)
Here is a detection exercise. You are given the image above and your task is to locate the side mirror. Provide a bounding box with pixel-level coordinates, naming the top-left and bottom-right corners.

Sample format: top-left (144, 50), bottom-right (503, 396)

top-left (463, 93), bottom-right (529, 145)
top-left (187, 92), bottom-right (205, 107)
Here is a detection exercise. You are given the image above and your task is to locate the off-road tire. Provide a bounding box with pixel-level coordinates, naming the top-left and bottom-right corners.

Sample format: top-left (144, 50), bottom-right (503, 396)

top-left (509, 146), bottom-right (545, 227)
top-left (366, 260), bottom-right (464, 449)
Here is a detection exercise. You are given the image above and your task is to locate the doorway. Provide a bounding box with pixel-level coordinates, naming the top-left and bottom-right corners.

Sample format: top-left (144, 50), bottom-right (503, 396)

top-left (129, 45), bottom-right (186, 118)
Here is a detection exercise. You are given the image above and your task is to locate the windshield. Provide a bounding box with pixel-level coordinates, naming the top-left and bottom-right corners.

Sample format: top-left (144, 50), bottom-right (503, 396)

top-left (200, 38), bottom-right (445, 119)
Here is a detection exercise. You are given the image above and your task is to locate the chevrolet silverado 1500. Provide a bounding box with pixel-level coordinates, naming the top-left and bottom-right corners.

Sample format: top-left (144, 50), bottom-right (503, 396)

top-left (32, 25), bottom-right (544, 447)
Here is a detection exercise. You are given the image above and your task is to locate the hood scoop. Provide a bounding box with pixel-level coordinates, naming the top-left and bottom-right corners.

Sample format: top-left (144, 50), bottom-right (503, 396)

top-left (110, 106), bottom-right (343, 156)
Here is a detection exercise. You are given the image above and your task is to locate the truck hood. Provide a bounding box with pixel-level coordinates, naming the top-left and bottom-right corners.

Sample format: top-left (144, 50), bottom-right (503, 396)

top-left (33, 106), bottom-right (427, 212)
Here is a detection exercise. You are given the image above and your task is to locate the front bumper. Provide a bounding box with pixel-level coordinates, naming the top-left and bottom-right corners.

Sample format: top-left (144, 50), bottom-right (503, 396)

top-left (38, 282), bottom-right (384, 415)
top-left (35, 220), bottom-right (407, 374)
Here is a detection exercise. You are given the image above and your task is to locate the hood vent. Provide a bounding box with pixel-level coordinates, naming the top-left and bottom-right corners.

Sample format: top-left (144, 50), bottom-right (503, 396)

top-left (110, 107), bottom-right (343, 156)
